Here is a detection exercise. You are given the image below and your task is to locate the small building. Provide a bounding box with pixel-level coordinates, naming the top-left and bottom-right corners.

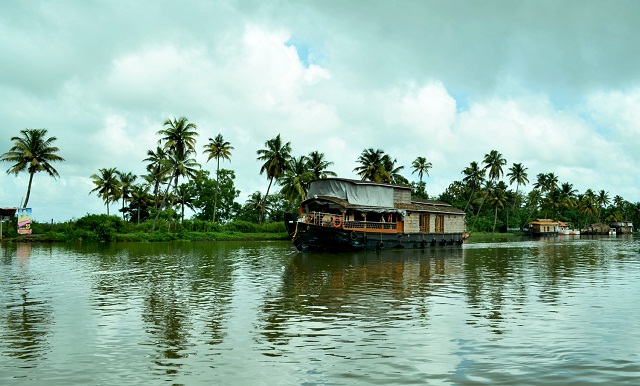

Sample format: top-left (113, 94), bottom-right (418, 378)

top-left (528, 219), bottom-right (558, 237)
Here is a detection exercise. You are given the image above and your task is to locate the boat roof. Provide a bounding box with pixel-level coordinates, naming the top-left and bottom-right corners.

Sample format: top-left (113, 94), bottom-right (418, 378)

top-left (302, 195), bottom-right (465, 215)
top-left (309, 177), bottom-right (412, 191)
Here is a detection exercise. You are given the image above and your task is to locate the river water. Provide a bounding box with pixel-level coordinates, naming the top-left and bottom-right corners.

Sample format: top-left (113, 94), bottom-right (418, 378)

top-left (1, 236), bottom-right (639, 385)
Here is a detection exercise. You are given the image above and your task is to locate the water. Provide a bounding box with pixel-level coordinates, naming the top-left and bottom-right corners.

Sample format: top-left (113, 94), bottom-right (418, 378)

top-left (1, 236), bottom-right (639, 385)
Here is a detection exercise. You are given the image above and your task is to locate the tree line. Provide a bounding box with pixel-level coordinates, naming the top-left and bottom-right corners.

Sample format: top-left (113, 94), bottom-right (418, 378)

top-left (3, 119), bottom-right (640, 233)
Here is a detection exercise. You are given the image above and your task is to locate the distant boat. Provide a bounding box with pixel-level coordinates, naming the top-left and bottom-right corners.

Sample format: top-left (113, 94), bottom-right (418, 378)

top-left (527, 219), bottom-right (559, 237)
top-left (285, 178), bottom-right (467, 252)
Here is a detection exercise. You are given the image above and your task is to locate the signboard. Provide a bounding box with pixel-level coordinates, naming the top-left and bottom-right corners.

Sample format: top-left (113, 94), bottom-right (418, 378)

top-left (17, 208), bottom-right (32, 235)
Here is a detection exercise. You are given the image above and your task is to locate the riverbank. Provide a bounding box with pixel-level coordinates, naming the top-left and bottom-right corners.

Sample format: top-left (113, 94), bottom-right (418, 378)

top-left (2, 231), bottom-right (290, 243)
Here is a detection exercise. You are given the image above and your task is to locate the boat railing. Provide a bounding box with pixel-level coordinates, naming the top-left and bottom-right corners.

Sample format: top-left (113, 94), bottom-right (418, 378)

top-left (301, 211), bottom-right (397, 232)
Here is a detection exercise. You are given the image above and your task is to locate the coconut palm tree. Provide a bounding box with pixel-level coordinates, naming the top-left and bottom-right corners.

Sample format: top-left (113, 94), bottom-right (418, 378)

top-left (411, 156), bottom-right (432, 184)
top-left (143, 146), bottom-right (170, 209)
top-left (203, 134), bottom-right (234, 222)
top-left (486, 183), bottom-right (509, 233)
top-left (175, 183), bottom-right (197, 224)
top-left (90, 167), bottom-right (121, 216)
top-left (507, 162), bottom-right (528, 209)
top-left (579, 190), bottom-right (598, 228)
top-left (462, 161), bottom-right (485, 212)
top-left (307, 151), bottom-right (337, 179)
top-left (382, 154), bottom-right (406, 184)
top-left (256, 134), bottom-right (292, 223)
top-left (596, 189), bottom-right (610, 221)
top-left (117, 171), bottom-right (137, 220)
top-left (153, 116), bottom-right (200, 228)
top-left (157, 116), bottom-right (198, 164)
top-left (278, 155), bottom-right (312, 203)
top-left (483, 150), bottom-right (506, 182)
top-left (353, 148), bottom-right (389, 182)
top-left (129, 184), bottom-right (152, 224)
top-left (1, 128), bottom-right (65, 208)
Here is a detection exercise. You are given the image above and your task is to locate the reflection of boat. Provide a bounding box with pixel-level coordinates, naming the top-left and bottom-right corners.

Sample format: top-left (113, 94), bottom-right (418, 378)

top-left (285, 178), bottom-right (466, 252)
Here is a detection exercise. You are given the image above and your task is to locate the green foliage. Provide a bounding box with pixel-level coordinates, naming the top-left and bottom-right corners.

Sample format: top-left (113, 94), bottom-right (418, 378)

top-left (75, 214), bottom-right (125, 232)
top-left (224, 220), bottom-right (259, 233)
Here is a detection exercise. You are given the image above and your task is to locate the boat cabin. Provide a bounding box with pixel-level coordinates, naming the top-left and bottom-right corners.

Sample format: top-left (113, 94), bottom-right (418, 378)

top-left (301, 178), bottom-right (466, 236)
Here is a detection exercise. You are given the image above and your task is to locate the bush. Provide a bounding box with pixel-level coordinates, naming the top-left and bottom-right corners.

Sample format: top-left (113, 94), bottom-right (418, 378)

top-left (75, 214), bottom-right (125, 233)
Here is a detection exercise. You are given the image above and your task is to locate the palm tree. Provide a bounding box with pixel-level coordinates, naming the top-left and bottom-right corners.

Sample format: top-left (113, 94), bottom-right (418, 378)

top-left (1, 128), bottom-right (65, 208)
top-left (153, 116), bottom-right (200, 228)
top-left (411, 156), bottom-right (432, 184)
top-left (278, 155), bottom-right (312, 203)
top-left (117, 171), bottom-right (137, 220)
top-left (382, 154), bottom-right (406, 184)
top-left (175, 183), bottom-right (197, 224)
top-left (596, 189), bottom-right (610, 221)
top-left (483, 150), bottom-right (506, 182)
top-left (90, 167), bottom-right (121, 215)
top-left (507, 162), bottom-right (528, 209)
top-left (353, 148), bottom-right (388, 182)
top-left (307, 151), bottom-right (337, 179)
top-left (462, 161), bottom-right (485, 212)
top-left (579, 190), bottom-right (598, 228)
top-left (129, 184), bottom-right (152, 224)
top-left (203, 134), bottom-right (234, 222)
top-left (157, 117), bottom-right (198, 163)
top-left (256, 134), bottom-right (292, 222)
top-left (143, 146), bottom-right (170, 209)
top-left (486, 183), bottom-right (509, 233)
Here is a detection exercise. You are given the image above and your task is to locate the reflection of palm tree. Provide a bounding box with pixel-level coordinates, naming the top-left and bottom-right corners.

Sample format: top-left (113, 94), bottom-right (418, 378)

top-left (1, 128), bottom-right (65, 208)
top-left (90, 167), bottom-right (121, 215)
top-left (256, 134), bottom-right (291, 223)
top-left (203, 134), bottom-right (234, 223)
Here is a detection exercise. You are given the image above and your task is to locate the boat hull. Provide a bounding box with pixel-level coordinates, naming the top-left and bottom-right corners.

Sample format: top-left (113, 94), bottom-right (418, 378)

top-left (290, 222), bottom-right (464, 252)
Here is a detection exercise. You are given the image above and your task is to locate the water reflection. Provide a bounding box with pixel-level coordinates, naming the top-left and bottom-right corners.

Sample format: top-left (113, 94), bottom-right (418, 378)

top-left (258, 248), bottom-right (466, 355)
top-left (0, 243), bottom-right (52, 365)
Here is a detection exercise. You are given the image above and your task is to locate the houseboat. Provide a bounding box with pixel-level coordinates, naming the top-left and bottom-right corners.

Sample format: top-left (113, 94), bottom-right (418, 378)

top-left (284, 178), bottom-right (467, 252)
top-left (582, 223), bottom-right (616, 235)
top-left (528, 219), bottom-right (559, 237)
top-left (610, 221), bottom-right (634, 234)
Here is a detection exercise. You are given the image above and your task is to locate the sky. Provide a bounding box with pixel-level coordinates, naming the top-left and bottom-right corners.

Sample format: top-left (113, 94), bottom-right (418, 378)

top-left (1, 0), bottom-right (640, 222)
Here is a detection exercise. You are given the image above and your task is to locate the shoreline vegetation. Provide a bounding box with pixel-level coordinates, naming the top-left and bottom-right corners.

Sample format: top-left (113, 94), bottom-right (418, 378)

top-left (3, 123), bottom-right (640, 243)
top-left (0, 214), bottom-right (289, 243)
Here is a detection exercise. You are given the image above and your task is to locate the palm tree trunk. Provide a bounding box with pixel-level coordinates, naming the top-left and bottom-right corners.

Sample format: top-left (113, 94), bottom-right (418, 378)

top-left (213, 158), bottom-right (220, 223)
top-left (464, 187), bottom-right (476, 213)
top-left (493, 206), bottom-right (498, 233)
top-left (23, 172), bottom-right (35, 208)
top-left (470, 193), bottom-right (486, 232)
top-left (153, 175), bottom-right (176, 230)
top-left (260, 177), bottom-right (274, 223)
